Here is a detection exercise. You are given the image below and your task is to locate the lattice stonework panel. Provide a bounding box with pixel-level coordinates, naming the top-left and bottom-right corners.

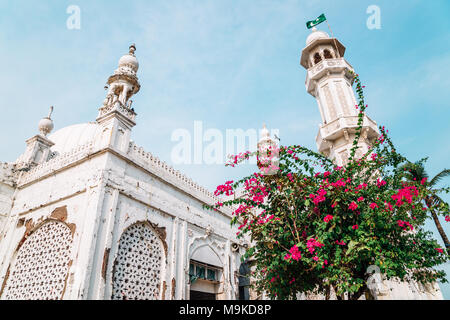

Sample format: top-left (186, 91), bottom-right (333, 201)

top-left (2, 221), bottom-right (73, 300)
top-left (112, 223), bottom-right (164, 300)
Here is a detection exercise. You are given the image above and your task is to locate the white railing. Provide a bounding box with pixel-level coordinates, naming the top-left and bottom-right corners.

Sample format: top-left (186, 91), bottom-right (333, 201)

top-left (19, 140), bottom-right (95, 186)
top-left (127, 142), bottom-right (229, 210)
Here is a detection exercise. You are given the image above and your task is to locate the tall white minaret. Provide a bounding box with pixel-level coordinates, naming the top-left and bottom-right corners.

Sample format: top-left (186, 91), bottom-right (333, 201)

top-left (300, 27), bottom-right (379, 165)
top-left (299, 27), bottom-right (444, 300)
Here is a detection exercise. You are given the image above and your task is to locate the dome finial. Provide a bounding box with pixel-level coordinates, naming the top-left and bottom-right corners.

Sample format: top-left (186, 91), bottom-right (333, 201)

top-left (260, 122), bottom-right (270, 140)
top-left (47, 106), bottom-right (54, 119)
top-left (129, 43), bottom-right (136, 56)
top-left (38, 106), bottom-right (54, 136)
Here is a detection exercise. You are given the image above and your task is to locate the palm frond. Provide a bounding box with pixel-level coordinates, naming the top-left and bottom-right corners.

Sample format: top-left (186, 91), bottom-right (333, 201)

top-left (430, 169), bottom-right (450, 187)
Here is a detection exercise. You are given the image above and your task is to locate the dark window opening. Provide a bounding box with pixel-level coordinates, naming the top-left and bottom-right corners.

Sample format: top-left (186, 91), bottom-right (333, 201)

top-left (190, 290), bottom-right (216, 300)
top-left (238, 261), bottom-right (251, 300)
top-left (314, 53), bottom-right (322, 64)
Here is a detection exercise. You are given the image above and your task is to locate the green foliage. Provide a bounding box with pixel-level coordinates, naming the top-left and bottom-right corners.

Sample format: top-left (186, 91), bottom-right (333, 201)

top-left (205, 71), bottom-right (449, 300)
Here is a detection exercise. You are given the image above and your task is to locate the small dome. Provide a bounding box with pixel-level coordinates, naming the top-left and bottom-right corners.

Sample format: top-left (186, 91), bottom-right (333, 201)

top-left (306, 27), bottom-right (330, 46)
top-left (118, 44), bottom-right (139, 72)
top-left (118, 53), bottom-right (139, 71)
top-left (38, 106), bottom-right (54, 136)
top-left (38, 117), bottom-right (54, 136)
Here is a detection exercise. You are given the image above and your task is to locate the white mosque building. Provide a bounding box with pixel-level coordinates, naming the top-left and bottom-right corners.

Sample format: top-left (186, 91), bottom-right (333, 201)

top-left (0, 27), bottom-right (444, 300)
top-left (0, 44), bottom-right (248, 300)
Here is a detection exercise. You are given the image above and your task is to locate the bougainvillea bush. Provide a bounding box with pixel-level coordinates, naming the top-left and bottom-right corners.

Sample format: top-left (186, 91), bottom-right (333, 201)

top-left (206, 72), bottom-right (449, 300)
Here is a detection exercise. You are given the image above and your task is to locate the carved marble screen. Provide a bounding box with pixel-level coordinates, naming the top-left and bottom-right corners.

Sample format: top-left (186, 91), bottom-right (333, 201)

top-left (1, 220), bottom-right (73, 300)
top-left (112, 222), bottom-right (164, 300)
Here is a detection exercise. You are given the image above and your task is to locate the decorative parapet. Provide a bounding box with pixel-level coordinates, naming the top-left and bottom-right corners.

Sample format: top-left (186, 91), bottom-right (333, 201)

top-left (127, 142), bottom-right (232, 217)
top-left (97, 101), bottom-right (136, 124)
top-left (14, 137), bottom-right (232, 217)
top-left (315, 114), bottom-right (379, 152)
top-left (18, 140), bottom-right (95, 186)
top-left (0, 162), bottom-right (19, 187)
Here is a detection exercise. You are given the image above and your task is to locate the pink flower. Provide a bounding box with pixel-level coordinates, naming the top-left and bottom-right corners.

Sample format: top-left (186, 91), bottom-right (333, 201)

top-left (287, 245), bottom-right (302, 261)
top-left (352, 225), bottom-right (359, 230)
top-left (310, 188), bottom-right (327, 205)
top-left (436, 248), bottom-right (444, 254)
top-left (397, 220), bottom-right (413, 231)
top-left (349, 202), bottom-right (358, 211)
top-left (357, 196), bottom-right (364, 202)
top-left (391, 185), bottom-right (419, 207)
top-left (336, 240), bottom-right (346, 246)
top-left (214, 180), bottom-right (234, 196)
top-left (323, 171), bottom-right (331, 178)
top-left (355, 183), bottom-right (368, 190)
top-left (445, 216), bottom-right (450, 222)
top-left (376, 179), bottom-right (387, 188)
top-left (385, 202), bottom-right (394, 212)
top-left (421, 178), bottom-right (427, 185)
top-left (332, 179), bottom-right (346, 188)
top-left (313, 256), bottom-right (319, 262)
top-left (307, 238), bottom-right (324, 254)
top-left (370, 203), bottom-right (379, 209)
top-left (323, 215), bottom-right (334, 223)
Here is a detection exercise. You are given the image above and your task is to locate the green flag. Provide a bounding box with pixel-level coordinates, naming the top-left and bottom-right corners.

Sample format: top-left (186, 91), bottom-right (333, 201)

top-left (306, 14), bottom-right (326, 29)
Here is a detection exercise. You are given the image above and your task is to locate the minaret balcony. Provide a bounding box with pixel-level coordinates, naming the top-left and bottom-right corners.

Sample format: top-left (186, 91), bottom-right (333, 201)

top-left (305, 58), bottom-right (354, 95)
top-left (97, 101), bottom-right (137, 125)
top-left (315, 114), bottom-right (379, 152)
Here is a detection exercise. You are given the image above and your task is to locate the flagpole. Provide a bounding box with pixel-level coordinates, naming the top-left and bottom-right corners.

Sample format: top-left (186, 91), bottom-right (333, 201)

top-left (326, 19), bottom-right (341, 59)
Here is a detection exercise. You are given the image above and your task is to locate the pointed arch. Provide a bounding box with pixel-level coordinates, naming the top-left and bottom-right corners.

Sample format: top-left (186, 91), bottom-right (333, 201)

top-left (1, 220), bottom-right (73, 300)
top-left (323, 49), bottom-right (333, 59)
top-left (111, 222), bottom-right (165, 300)
top-left (314, 52), bottom-right (322, 64)
top-left (190, 244), bottom-right (223, 267)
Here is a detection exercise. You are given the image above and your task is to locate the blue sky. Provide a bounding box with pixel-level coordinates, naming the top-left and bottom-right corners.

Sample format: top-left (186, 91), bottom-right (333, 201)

top-left (0, 0), bottom-right (449, 298)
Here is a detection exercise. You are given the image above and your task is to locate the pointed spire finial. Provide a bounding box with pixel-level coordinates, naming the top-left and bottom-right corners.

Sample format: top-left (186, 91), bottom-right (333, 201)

top-left (47, 106), bottom-right (54, 119)
top-left (129, 43), bottom-right (136, 56)
top-left (260, 122), bottom-right (270, 140)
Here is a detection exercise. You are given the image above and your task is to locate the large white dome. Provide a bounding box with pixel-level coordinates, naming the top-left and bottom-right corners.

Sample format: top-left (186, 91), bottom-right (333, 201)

top-left (48, 122), bottom-right (103, 155)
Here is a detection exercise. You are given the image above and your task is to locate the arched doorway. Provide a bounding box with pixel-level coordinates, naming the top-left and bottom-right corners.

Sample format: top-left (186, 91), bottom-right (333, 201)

top-left (188, 245), bottom-right (223, 300)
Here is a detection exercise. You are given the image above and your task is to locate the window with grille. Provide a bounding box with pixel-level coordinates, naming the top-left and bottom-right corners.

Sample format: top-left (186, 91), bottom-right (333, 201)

top-left (1, 220), bottom-right (73, 300)
top-left (189, 260), bottom-right (221, 283)
top-left (112, 222), bottom-right (164, 300)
